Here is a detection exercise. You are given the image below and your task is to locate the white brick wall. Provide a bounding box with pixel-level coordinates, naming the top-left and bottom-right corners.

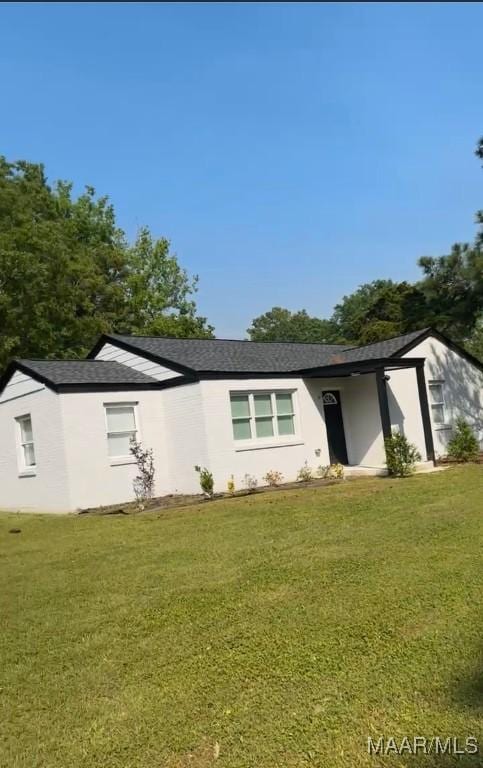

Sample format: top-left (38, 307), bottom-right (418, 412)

top-left (0, 380), bottom-right (71, 512)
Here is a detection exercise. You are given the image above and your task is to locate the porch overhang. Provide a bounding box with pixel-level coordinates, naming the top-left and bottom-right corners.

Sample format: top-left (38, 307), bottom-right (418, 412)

top-left (300, 355), bottom-right (435, 465)
top-left (297, 356), bottom-right (426, 378)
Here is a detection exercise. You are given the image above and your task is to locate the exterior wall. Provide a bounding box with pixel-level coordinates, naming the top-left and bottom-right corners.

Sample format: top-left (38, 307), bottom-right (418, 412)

top-left (386, 367), bottom-right (427, 458)
top-left (0, 370), bottom-right (46, 404)
top-left (199, 377), bottom-right (326, 492)
top-left (59, 388), bottom-right (171, 510)
top-left (161, 382), bottom-right (209, 494)
top-left (0, 378), bottom-right (71, 512)
top-left (95, 342), bottom-right (182, 382)
top-left (404, 336), bottom-right (483, 456)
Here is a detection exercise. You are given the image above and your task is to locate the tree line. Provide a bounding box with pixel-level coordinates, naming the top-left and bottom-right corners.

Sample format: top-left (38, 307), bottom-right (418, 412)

top-left (0, 140), bottom-right (482, 372)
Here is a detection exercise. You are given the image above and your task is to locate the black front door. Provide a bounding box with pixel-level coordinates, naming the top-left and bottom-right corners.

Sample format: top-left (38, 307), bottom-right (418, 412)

top-left (322, 390), bottom-right (348, 464)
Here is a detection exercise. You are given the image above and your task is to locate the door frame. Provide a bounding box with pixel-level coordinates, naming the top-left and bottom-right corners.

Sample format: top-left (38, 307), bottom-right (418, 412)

top-left (322, 389), bottom-right (349, 465)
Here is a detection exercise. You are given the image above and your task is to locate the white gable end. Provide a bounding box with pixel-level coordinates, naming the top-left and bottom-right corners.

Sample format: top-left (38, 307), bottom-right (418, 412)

top-left (403, 333), bottom-right (483, 453)
top-left (0, 370), bottom-right (45, 404)
top-left (94, 342), bottom-right (182, 382)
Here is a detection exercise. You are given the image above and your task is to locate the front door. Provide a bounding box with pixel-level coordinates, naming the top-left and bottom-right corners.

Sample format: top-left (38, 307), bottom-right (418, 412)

top-left (322, 390), bottom-right (348, 464)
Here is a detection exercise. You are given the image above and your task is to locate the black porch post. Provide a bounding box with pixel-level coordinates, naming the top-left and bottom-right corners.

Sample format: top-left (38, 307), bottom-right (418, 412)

top-left (416, 362), bottom-right (435, 462)
top-left (375, 367), bottom-right (392, 441)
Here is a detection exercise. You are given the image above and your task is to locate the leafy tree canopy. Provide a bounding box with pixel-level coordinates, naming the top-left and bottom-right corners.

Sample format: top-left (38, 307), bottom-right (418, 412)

top-left (0, 158), bottom-right (213, 370)
top-left (247, 307), bottom-right (338, 343)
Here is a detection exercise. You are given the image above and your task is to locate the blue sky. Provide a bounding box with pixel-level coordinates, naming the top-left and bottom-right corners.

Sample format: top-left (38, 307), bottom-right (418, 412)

top-left (2, 2), bottom-right (482, 338)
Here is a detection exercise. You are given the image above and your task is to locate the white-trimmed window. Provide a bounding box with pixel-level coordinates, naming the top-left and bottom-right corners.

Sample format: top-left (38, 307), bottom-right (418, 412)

top-left (105, 403), bottom-right (138, 458)
top-left (16, 414), bottom-right (36, 471)
top-left (230, 391), bottom-right (296, 442)
top-left (428, 381), bottom-right (446, 425)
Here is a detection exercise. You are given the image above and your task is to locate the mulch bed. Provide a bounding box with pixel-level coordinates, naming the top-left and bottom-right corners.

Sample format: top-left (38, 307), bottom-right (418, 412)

top-left (78, 476), bottom-right (347, 516)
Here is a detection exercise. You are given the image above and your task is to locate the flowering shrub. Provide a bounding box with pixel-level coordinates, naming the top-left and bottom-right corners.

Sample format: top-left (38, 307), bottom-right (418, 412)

top-left (297, 461), bottom-right (313, 482)
top-left (263, 470), bottom-right (284, 486)
top-left (130, 438), bottom-right (155, 504)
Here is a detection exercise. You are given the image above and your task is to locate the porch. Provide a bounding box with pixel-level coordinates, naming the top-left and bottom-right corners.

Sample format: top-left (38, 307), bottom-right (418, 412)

top-left (301, 356), bottom-right (435, 471)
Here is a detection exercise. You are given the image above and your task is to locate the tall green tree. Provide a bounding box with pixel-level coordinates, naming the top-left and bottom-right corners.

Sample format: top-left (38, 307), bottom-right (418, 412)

top-left (0, 158), bottom-right (213, 371)
top-left (247, 307), bottom-right (338, 343)
top-left (121, 227), bottom-right (212, 338)
top-left (331, 280), bottom-right (427, 344)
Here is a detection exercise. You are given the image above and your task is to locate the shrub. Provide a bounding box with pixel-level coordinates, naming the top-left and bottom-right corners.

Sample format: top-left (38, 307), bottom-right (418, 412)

top-left (263, 470), bottom-right (284, 487)
top-left (227, 475), bottom-right (235, 494)
top-left (331, 463), bottom-right (344, 480)
top-left (243, 473), bottom-right (258, 492)
top-left (447, 418), bottom-right (480, 462)
top-left (384, 432), bottom-right (421, 477)
top-left (316, 464), bottom-right (344, 480)
top-left (130, 438), bottom-right (156, 505)
top-left (297, 461), bottom-right (313, 482)
top-left (194, 465), bottom-right (214, 497)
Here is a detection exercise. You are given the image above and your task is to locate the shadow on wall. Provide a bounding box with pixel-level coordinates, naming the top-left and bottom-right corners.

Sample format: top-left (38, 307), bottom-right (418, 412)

top-left (426, 342), bottom-right (483, 446)
top-left (387, 384), bottom-right (406, 435)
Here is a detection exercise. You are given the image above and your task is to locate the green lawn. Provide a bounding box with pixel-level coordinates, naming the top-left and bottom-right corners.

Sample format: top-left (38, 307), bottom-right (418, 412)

top-left (1, 467), bottom-right (482, 768)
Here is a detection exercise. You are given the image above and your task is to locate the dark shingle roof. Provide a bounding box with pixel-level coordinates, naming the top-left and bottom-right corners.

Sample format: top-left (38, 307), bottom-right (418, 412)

top-left (339, 328), bottom-right (431, 364)
top-left (108, 335), bottom-right (352, 373)
top-left (16, 359), bottom-right (158, 388)
top-left (104, 329), bottom-right (429, 374)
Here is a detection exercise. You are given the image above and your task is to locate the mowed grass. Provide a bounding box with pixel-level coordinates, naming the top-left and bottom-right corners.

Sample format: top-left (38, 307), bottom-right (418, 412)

top-left (1, 467), bottom-right (482, 768)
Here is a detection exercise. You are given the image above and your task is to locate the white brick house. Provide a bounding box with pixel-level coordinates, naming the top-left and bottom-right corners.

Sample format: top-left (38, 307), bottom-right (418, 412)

top-left (0, 328), bottom-right (481, 513)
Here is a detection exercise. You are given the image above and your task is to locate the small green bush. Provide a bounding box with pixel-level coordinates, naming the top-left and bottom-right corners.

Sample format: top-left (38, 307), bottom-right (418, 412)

top-left (194, 465), bottom-right (214, 497)
top-left (384, 432), bottom-right (421, 477)
top-left (447, 418), bottom-right (479, 462)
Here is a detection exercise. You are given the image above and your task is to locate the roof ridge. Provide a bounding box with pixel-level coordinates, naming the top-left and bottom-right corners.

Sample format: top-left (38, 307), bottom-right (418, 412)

top-left (341, 327), bottom-right (430, 353)
top-left (112, 333), bottom-right (348, 348)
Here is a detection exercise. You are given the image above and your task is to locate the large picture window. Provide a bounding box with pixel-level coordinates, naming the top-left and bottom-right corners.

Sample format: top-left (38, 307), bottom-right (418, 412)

top-left (230, 391), bottom-right (296, 442)
top-left (105, 403), bottom-right (138, 458)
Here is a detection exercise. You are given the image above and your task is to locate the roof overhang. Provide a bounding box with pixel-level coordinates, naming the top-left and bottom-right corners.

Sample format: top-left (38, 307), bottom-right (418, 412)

top-left (296, 356), bottom-right (426, 378)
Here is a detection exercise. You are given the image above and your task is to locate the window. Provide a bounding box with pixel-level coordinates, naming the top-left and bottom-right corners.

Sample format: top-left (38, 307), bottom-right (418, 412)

top-left (230, 391), bottom-right (296, 442)
top-left (16, 415), bottom-right (36, 471)
top-left (428, 382), bottom-right (446, 425)
top-left (105, 403), bottom-right (137, 458)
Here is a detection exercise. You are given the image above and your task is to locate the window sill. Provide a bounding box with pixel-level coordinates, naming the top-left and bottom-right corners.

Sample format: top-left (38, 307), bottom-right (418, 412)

top-left (434, 424), bottom-right (452, 431)
top-left (18, 470), bottom-right (37, 478)
top-left (109, 457), bottom-right (136, 467)
top-left (235, 439), bottom-right (304, 452)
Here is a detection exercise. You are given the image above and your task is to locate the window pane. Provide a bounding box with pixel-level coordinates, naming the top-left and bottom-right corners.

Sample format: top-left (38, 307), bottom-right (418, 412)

top-left (23, 443), bottom-right (36, 466)
top-left (254, 394), bottom-right (272, 417)
top-left (106, 406), bottom-right (135, 432)
top-left (233, 419), bottom-right (251, 441)
top-left (20, 417), bottom-right (33, 442)
top-left (230, 395), bottom-right (250, 419)
top-left (255, 417), bottom-right (274, 438)
top-left (431, 404), bottom-right (445, 424)
top-left (429, 385), bottom-right (443, 404)
top-left (107, 432), bottom-right (135, 457)
top-left (276, 393), bottom-right (293, 415)
top-left (277, 415), bottom-right (295, 435)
